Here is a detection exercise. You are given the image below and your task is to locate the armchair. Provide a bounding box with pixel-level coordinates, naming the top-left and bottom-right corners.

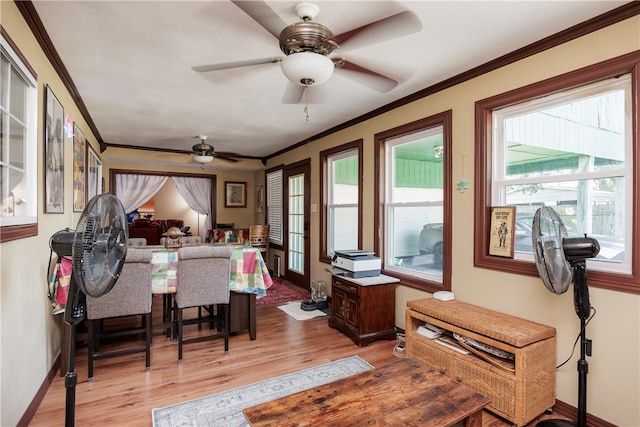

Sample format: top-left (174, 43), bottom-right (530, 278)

top-left (175, 245), bottom-right (232, 363)
top-left (85, 247), bottom-right (153, 380)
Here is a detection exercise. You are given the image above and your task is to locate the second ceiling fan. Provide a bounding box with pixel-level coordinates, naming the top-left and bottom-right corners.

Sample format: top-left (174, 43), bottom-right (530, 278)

top-left (192, 135), bottom-right (239, 166)
top-left (192, 1), bottom-right (422, 103)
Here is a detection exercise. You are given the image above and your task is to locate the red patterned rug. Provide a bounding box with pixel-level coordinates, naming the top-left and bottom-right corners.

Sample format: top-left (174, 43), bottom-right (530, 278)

top-left (257, 277), bottom-right (311, 306)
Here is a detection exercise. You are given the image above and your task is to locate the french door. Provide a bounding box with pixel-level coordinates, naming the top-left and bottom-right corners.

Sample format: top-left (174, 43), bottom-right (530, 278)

top-left (284, 160), bottom-right (310, 290)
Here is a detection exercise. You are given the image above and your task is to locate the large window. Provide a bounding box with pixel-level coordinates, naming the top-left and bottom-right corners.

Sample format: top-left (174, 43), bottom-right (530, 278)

top-left (475, 52), bottom-right (640, 293)
top-left (0, 34), bottom-right (38, 242)
top-left (320, 140), bottom-right (362, 263)
top-left (375, 111), bottom-right (452, 293)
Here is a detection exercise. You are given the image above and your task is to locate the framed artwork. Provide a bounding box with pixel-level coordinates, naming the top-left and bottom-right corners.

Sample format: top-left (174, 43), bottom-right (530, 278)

top-left (86, 143), bottom-right (103, 201)
top-left (489, 206), bottom-right (516, 258)
top-left (225, 181), bottom-right (246, 208)
top-left (44, 85), bottom-right (64, 213)
top-left (73, 123), bottom-right (86, 212)
top-left (256, 184), bottom-right (265, 213)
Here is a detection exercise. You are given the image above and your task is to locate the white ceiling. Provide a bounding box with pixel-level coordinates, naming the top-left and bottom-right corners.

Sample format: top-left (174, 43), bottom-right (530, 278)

top-left (31, 1), bottom-right (627, 165)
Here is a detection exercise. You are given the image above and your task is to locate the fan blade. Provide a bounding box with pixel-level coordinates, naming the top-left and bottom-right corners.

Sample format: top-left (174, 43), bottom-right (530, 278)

top-left (332, 10), bottom-right (422, 51)
top-left (231, 0), bottom-right (287, 39)
top-left (192, 57), bottom-right (281, 73)
top-left (282, 82), bottom-right (305, 104)
top-left (338, 60), bottom-right (398, 93)
top-left (215, 152), bottom-right (240, 163)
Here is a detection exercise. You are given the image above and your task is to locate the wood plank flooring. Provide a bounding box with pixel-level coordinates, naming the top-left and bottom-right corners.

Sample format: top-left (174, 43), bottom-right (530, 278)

top-left (29, 298), bottom-right (565, 426)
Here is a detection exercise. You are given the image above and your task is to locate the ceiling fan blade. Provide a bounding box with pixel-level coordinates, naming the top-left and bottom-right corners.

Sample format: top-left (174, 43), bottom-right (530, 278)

top-left (192, 57), bottom-right (281, 73)
top-left (215, 152), bottom-right (240, 163)
top-left (282, 82), bottom-right (305, 104)
top-left (332, 10), bottom-right (422, 51)
top-left (231, 0), bottom-right (287, 39)
top-left (338, 60), bottom-right (398, 93)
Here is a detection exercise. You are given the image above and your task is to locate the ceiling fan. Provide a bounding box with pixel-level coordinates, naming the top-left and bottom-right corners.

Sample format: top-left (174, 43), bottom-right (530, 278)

top-left (192, 1), bottom-right (422, 103)
top-left (191, 135), bottom-right (240, 166)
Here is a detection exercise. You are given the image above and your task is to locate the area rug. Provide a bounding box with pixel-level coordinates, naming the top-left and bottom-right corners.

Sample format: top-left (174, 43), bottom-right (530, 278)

top-left (277, 301), bottom-right (327, 321)
top-left (256, 276), bottom-right (311, 306)
top-left (151, 356), bottom-right (373, 427)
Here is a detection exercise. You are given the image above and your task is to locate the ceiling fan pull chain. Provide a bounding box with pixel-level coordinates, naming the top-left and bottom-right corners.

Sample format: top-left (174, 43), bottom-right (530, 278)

top-left (303, 86), bottom-right (310, 121)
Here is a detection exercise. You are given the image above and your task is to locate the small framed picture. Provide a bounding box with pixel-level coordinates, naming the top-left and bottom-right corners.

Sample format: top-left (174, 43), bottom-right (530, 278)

top-left (85, 143), bottom-right (103, 201)
top-left (256, 184), bottom-right (265, 214)
top-left (489, 206), bottom-right (516, 258)
top-left (72, 123), bottom-right (86, 212)
top-left (225, 181), bottom-right (246, 208)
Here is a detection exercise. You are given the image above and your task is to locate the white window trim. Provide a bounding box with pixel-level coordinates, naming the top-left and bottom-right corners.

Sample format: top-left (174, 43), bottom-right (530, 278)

top-left (1, 35), bottom-right (38, 228)
top-left (326, 148), bottom-right (358, 255)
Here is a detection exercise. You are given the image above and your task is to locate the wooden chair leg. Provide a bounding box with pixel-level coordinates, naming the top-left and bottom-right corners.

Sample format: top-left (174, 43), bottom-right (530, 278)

top-left (177, 307), bottom-right (183, 363)
top-left (145, 312), bottom-right (151, 371)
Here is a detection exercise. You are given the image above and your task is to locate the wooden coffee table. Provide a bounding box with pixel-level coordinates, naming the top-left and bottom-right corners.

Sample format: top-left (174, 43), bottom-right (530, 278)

top-left (243, 358), bottom-right (490, 426)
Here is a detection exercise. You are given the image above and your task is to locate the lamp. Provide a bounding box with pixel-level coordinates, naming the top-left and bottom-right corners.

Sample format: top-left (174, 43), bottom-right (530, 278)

top-left (192, 153), bottom-right (213, 169)
top-left (280, 52), bottom-right (334, 86)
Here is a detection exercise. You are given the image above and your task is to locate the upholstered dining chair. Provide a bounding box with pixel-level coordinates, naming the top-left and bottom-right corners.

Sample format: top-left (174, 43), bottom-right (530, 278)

top-left (160, 235), bottom-right (202, 246)
top-left (175, 245), bottom-right (232, 363)
top-left (127, 237), bottom-right (148, 246)
top-left (85, 247), bottom-right (153, 381)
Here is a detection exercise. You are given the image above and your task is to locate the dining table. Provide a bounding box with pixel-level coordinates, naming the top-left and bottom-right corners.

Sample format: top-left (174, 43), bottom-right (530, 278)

top-left (149, 243), bottom-right (273, 341)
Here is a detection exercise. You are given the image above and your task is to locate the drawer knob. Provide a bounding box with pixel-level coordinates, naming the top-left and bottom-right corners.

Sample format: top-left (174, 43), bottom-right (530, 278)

top-left (439, 368), bottom-right (446, 374)
top-left (455, 375), bottom-right (463, 382)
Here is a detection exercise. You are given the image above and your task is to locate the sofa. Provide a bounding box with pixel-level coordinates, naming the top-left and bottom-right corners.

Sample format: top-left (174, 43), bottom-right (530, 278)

top-left (128, 218), bottom-right (185, 245)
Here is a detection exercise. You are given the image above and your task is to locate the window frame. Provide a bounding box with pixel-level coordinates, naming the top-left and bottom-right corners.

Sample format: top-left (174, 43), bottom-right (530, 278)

top-left (375, 111), bottom-right (453, 293)
top-left (474, 51), bottom-right (640, 294)
top-left (319, 139), bottom-right (363, 264)
top-left (0, 30), bottom-right (38, 242)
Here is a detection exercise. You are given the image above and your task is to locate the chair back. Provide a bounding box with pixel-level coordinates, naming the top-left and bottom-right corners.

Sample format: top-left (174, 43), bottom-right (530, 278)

top-left (127, 237), bottom-right (148, 246)
top-left (175, 246), bottom-right (232, 309)
top-left (160, 235), bottom-right (202, 246)
top-left (86, 247), bottom-right (153, 320)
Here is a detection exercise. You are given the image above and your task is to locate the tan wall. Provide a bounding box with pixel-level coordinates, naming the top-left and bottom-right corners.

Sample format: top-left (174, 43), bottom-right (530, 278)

top-left (1, 1), bottom-right (638, 425)
top-left (265, 17), bottom-right (640, 427)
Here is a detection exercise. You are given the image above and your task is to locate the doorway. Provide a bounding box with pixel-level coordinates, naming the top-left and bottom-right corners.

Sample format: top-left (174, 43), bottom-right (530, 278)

top-left (284, 160), bottom-right (310, 290)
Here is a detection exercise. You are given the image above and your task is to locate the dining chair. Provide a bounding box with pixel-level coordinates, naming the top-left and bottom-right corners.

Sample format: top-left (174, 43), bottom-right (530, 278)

top-left (127, 237), bottom-right (148, 246)
top-left (175, 245), bottom-right (232, 363)
top-left (249, 224), bottom-right (270, 266)
top-left (85, 247), bottom-right (153, 381)
top-left (160, 235), bottom-right (202, 246)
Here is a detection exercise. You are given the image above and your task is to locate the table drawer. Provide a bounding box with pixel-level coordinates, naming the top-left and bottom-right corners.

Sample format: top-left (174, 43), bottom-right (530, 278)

top-left (332, 279), bottom-right (360, 296)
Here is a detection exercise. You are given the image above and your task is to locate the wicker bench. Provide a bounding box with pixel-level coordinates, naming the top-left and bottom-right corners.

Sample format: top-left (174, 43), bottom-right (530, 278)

top-left (406, 298), bottom-right (556, 426)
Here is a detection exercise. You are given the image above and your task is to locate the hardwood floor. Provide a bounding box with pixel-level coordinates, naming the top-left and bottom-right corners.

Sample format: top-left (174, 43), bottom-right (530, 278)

top-left (29, 299), bottom-right (565, 426)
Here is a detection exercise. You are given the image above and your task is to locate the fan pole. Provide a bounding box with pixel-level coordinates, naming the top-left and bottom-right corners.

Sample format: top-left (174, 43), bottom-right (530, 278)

top-left (64, 323), bottom-right (78, 427)
top-left (577, 316), bottom-right (589, 427)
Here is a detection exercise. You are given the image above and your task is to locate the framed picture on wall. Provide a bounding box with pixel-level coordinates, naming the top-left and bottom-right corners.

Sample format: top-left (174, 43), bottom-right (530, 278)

top-left (86, 143), bottom-right (102, 201)
top-left (44, 85), bottom-right (64, 213)
top-left (225, 181), bottom-right (246, 208)
top-left (256, 184), bottom-right (265, 213)
top-left (489, 206), bottom-right (516, 258)
top-left (72, 123), bottom-right (86, 212)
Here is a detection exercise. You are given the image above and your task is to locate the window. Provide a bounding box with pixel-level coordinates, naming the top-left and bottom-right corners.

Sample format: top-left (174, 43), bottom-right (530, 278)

top-left (475, 52), bottom-right (640, 293)
top-left (320, 140), bottom-right (362, 263)
top-left (266, 168), bottom-right (283, 246)
top-left (375, 111), bottom-right (452, 293)
top-left (0, 33), bottom-right (38, 242)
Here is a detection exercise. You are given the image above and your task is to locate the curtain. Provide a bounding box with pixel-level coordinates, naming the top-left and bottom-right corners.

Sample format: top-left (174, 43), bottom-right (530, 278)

top-left (172, 176), bottom-right (212, 240)
top-left (115, 174), bottom-right (168, 214)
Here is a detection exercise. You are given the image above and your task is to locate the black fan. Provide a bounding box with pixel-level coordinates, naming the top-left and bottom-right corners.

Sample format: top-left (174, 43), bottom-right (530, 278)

top-left (49, 193), bottom-right (128, 427)
top-left (531, 206), bottom-right (600, 427)
top-left (192, 1), bottom-right (422, 103)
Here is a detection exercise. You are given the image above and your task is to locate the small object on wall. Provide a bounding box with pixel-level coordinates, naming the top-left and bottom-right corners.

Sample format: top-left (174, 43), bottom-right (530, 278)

top-left (456, 178), bottom-right (469, 193)
top-left (488, 206), bottom-right (515, 258)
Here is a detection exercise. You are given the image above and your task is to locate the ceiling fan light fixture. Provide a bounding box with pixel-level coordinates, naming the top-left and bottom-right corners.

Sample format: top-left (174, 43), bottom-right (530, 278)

top-left (192, 154), bottom-right (214, 164)
top-left (280, 52), bottom-right (334, 86)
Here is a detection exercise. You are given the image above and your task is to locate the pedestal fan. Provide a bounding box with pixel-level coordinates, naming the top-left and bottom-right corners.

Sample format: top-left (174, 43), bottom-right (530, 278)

top-left (531, 206), bottom-right (599, 427)
top-left (49, 193), bottom-right (128, 427)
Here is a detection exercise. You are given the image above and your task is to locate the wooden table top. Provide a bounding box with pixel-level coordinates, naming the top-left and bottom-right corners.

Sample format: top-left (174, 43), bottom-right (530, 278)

top-left (243, 358), bottom-right (491, 426)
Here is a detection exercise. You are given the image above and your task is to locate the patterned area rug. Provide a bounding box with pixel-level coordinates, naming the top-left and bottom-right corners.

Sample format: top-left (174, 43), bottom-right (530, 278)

top-left (151, 356), bottom-right (373, 427)
top-left (256, 276), bottom-right (311, 306)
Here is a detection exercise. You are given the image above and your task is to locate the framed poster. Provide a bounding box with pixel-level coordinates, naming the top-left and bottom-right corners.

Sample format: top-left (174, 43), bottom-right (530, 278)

top-left (256, 184), bottom-right (265, 213)
top-left (73, 123), bottom-right (86, 212)
top-left (489, 206), bottom-right (516, 258)
top-left (225, 181), bottom-right (246, 208)
top-left (86, 143), bottom-right (103, 201)
top-left (44, 85), bottom-right (64, 213)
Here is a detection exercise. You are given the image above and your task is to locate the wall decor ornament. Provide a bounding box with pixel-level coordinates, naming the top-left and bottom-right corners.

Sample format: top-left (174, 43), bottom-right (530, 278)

top-left (44, 85), bottom-right (64, 213)
top-left (489, 206), bottom-right (516, 258)
top-left (225, 181), bottom-right (246, 208)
